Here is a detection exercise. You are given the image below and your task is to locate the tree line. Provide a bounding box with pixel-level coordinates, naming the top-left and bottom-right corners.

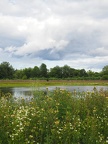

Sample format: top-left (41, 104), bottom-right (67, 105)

top-left (0, 61), bottom-right (108, 80)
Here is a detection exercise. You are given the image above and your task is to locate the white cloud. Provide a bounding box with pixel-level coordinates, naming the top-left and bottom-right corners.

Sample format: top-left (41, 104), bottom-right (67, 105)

top-left (0, 0), bottom-right (108, 71)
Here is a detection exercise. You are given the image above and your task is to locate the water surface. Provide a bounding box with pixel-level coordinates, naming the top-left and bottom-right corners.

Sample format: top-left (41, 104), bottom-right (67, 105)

top-left (0, 86), bottom-right (108, 99)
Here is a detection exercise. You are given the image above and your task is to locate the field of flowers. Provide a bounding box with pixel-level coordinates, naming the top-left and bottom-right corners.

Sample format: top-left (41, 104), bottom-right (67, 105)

top-left (0, 88), bottom-right (108, 144)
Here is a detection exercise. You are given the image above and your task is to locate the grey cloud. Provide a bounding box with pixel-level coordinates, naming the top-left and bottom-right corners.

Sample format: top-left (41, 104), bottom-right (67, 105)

top-left (60, 30), bottom-right (102, 57)
top-left (0, 36), bottom-right (25, 48)
top-left (32, 49), bottom-right (62, 60)
top-left (0, 0), bottom-right (108, 71)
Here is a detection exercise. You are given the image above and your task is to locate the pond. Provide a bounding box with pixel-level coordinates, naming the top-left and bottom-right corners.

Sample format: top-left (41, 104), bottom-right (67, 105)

top-left (0, 86), bottom-right (108, 99)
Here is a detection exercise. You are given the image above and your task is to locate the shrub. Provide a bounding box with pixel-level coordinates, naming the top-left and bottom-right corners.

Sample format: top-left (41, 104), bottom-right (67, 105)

top-left (0, 88), bottom-right (108, 144)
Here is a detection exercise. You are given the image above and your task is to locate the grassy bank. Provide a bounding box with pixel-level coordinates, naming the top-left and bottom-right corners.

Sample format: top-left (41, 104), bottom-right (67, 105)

top-left (0, 80), bottom-right (108, 87)
top-left (0, 88), bottom-right (108, 143)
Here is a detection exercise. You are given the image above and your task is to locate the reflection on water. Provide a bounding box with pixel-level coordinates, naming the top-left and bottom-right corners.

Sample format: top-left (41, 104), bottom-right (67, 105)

top-left (0, 86), bottom-right (108, 99)
top-left (0, 87), bottom-right (34, 99)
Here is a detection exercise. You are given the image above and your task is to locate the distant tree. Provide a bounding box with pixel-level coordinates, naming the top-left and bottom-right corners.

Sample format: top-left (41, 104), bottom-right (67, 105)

top-left (32, 66), bottom-right (40, 78)
top-left (40, 63), bottom-right (47, 78)
top-left (94, 72), bottom-right (100, 78)
top-left (22, 75), bottom-right (27, 80)
top-left (87, 70), bottom-right (95, 77)
top-left (102, 65), bottom-right (108, 75)
top-left (74, 69), bottom-right (80, 77)
top-left (62, 65), bottom-right (71, 78)
top-left (14, 69), bottom-right (24, 79)
top-left (101, 65), bottom-right (108, 80)
top-left (101, 75), bottom-right (108, 80)
top-left (69, 68), bottom-right (76, 77)
top-left (23, 68), bottom-right (32, 79)
top-left (1, 61), bottom-right (106, 80)
top-left (0, 62), bottom-right (14, 79)
top-left (50, 66), bottom-right (62, 78)
top-left (79, 69), bottom-right (88, 77)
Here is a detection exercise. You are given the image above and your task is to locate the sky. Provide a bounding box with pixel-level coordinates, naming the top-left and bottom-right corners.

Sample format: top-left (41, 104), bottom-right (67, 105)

top-left (0, 0), bottom-right (108, 72)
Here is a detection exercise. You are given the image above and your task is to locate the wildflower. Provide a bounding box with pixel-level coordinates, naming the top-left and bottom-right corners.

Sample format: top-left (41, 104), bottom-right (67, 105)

top-left (11, 115), bottom-right (15, 118)
top-left (29, 135), bottom-right (33, 139)
top-left (59, 128), bottom-right (63, 132)
top-left (55, 120), bottom-right (59, 125)
top-left (57, 131), bottom-right (60, 134)
top-left (41, 108), bottom-right (44, 111)
top-left (93, 107), bottom-right (96, 113)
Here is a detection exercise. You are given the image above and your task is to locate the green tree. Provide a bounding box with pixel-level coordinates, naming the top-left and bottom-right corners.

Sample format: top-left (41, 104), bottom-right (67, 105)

top-left (101, 75), bottom-right (108, 80)
top-left (49, 66), bottom-right (62, 78)
top-left (0, 62), bottom-right (14, 79)
top-left (14, 69), bottom-right (24, 79)
top-left (69, 68), bottom-right (76, 78)
top-left (40, 63), bottom-right (47, 78)
top-left (62, 65), bottom-right (71, 78)
top-left (32, 66), bottom-right (40, 78)
top-left (101, 65), bottom-right (108, 80)
top-left (74, 69), bottom-right (80, 77)
top-left (102, 65), bottom-right (108, 75)
top-left (23, 68), bottom-right (32, 79)
top-left (79, 69), bottom-right (88, 77)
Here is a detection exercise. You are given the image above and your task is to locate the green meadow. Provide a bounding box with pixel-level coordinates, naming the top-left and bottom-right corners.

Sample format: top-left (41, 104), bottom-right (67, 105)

top-left (0, 80), bottom-right (108, 87)
top-left (0, 87), bottom-right (108, 144)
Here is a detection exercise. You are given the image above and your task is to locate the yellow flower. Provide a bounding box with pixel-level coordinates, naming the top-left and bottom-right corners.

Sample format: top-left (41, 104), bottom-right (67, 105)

top-left (55, 120), bottom-right (59, 125)
top-left (29, 135), bottom-right (33, 139)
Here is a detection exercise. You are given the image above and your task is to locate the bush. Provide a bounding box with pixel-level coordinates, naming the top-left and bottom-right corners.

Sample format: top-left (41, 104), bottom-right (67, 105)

top-left (0, 88), bottom-right (108, 143)
top-left (101, 75), bottom-right (108, 80)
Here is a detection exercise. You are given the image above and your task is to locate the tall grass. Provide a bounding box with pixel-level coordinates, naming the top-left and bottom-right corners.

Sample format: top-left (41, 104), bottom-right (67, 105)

top-left (0, 88), bottom-right (108, 144)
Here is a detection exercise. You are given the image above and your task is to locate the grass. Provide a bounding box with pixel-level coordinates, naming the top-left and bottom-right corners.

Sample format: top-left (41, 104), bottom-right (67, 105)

top-left (0, 79), bottom-right (108, 87)
top-left (0, 88), bottom-right (108, 144)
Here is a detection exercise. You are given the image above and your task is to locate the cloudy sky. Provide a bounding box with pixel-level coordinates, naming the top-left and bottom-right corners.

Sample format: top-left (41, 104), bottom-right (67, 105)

top-left (0, 0), bottom-right (108, 71)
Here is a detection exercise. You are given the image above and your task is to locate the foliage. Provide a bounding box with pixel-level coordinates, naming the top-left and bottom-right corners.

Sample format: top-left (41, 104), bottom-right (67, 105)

top-left (0, 62), bottom-right (14, 79)
top-left (32, 66), bottom-right (40, 78)
top-left (101, 65), bottom-right (108, 80)
top-left (101, 75), bottom-right (108, 80)
top-left (0, 61), bottom-right (108, 80)
top-left (40, 63), bottom-right (48, 78)
top-left (102, 65), bottom-right (108, 75)
top-left (0, 88), bottom-right (108, 143)
top-left (49, 66), bottom-right (62, 78)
